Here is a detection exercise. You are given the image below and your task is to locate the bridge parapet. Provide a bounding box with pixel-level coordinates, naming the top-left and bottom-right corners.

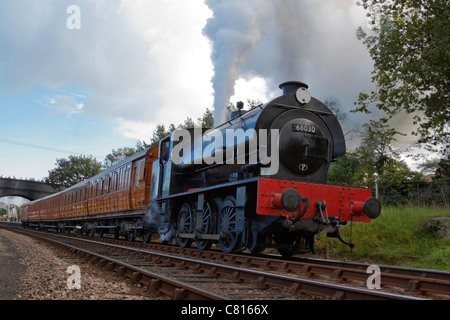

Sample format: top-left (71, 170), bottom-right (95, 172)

top-left (0, 178), bottom-right (62, 200)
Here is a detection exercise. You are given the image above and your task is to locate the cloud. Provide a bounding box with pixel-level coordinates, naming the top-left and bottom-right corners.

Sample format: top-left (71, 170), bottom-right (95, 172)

top-left (0, 0), bottom-right (214, 139)
top-left (115, 117), bottom-right (155, 141)
top-left (50, 95), bottom-right (83, 115)
top-left (0, 0), bottom-right (377, 143)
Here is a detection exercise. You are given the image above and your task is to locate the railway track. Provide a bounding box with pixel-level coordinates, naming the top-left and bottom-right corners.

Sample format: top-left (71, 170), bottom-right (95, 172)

top-left (7, 227), bottom-right (434, 300)
top-left (68, 230), bottom-right (450, 298)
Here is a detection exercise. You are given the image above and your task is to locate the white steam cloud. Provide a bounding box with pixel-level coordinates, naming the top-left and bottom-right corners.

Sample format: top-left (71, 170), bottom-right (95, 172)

top-left (203, 0), bottom-right (270, 126)
top-left (203, 0), bottom-right (374, 129)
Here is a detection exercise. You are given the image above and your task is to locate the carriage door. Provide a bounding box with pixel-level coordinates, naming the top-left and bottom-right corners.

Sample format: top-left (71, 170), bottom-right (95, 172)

top-left (159, 137), bottom-right (172, 197)
top-left (131, 159), bottom-right (142, 209)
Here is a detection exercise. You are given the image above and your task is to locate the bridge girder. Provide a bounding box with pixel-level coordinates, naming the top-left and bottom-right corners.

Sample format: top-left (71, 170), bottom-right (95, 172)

top-left (0, 178), bottom-right (61, 201)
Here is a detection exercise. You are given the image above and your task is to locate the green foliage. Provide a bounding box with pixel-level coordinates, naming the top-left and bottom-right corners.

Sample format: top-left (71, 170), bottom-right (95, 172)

top-left (46, 155), bottom-right (102, 188)
top-left (328, 118), bottom-right (429, 205)
top-left (199, 108), bottom-right (214, 129)
top-left (150, 124), bottom-right (174, 145)
top-left (103, 141), bottom-right (146, 169)
top-left (329, 120), bottom-right (422, 183)
top-left (355, 0), bottom-right (450, 150)
top-left (328, 152), bottom-right (363, 187)
top-left (318, 207), bottom-right (450, 270)
top-left (435, 155), bottom-right (450, 180)
top-left (149, 107), bottom-right (215, 145)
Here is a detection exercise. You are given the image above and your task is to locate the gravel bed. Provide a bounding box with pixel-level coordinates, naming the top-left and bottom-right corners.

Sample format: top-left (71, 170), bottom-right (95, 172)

top-left (0, 229), bottom-right (155, 300)
top-left (0, 230), bottom-right (25, 299)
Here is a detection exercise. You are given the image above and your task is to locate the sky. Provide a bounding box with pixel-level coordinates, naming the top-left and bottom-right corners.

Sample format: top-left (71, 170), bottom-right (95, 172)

top-left (0, 0), bottom-right (387, 180)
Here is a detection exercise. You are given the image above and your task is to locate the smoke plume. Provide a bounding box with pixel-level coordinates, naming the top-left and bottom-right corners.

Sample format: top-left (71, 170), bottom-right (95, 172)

top-left (203, 0), bottom-right (270, 126)
top-left (203, 0), bottom-right (374, 130)
top-left (203, 0), bottom-right (312, 127)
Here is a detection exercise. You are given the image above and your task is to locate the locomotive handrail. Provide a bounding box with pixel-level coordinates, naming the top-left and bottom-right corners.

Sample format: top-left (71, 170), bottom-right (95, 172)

top-left (150, 176), bottom-right (260, 201)
top-left (273, 103), bottom-right (334, 116)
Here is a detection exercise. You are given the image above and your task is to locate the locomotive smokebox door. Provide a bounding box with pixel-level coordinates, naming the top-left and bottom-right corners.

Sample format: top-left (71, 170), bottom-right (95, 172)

top-left (279, 118), bottom-right (329, 175)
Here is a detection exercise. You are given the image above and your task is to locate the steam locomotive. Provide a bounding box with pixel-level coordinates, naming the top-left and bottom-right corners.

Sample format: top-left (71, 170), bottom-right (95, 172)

top-left (21, 81), bottom-right (380, 257)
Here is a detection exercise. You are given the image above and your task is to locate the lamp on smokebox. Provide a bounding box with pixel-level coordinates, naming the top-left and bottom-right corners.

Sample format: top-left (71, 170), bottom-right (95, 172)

top-left (230, 101), bottom-right (245, 120)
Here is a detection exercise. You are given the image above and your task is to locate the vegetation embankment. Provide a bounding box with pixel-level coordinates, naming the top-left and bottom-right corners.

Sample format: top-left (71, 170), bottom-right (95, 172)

top-left (316, 207), bottom-right (450, 270)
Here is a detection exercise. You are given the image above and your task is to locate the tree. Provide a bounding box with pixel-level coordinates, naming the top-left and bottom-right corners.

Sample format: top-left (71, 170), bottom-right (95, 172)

top-left (103, 141), bottom-right (146, 168)
top-left (181, 117), bottom-right (196, 129)
top-left (197, 108), bottom-right (214, 129)
top-left (0, 208), bottom-right (6, 220)
top-left (328, 119), bottom-right (422, 189)
top-left (355, 0), bottom-right (450, 150)
top-left (359, 120), bottom-right (405, 174)
top-left (435, 155), bottom-right (450, 180)
top-left (148, 108), bottom-right (217, 145)
top-left (150, 124), bottom-right (172, 145)
top-left (327, 152), bottom-right (362, 186)
top-left (46, 155), bottom-right (102, 188)
top-left (375, 157), bottom-right (423, 205)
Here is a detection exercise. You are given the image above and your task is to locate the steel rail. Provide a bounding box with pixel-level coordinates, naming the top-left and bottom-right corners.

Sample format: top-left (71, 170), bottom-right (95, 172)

top-left (7, 223), bottom-right (446, 298)
top-left (18, 229), bottom-right (228, 300)
top-left (119, 239), bottom-right (450, 297)
top-left (5, 225), bottom-right (444, 299)
top-left (131, 241), bottom-right (450, 297)
top-left (222, 254), bottom-right (450, 297)
top-left (24, 230), bottom-right (424, 300)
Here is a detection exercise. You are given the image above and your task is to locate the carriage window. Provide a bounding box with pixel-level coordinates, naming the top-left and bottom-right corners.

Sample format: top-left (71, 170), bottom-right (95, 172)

top-left (139, 160), bottom-right (146, 182)
top-left (115, 171), bottom-right (119, 191)
top-left (125, 164), bottom-right (132, 188)
top-left (133, 160), bottom-right (145, 185)
top-left (120, 167), bottom-right (125, 189)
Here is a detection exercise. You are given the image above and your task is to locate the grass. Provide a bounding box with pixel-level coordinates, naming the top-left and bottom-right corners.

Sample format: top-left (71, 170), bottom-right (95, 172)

top-left (315, 207), bottom-right (450, 270)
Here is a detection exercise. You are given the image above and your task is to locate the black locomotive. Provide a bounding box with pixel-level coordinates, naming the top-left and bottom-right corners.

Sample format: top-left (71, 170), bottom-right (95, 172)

top-left (147, 81), bottom-right (380, 256)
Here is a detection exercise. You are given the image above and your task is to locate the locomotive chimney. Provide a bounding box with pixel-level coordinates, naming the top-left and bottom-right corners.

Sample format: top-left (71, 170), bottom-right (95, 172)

top-left (279, 81), bottom-right (311, 104)
top-left (230, 101), bottom-right (245, 120)
top-left (279, 81), bottom-right (309, 96)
